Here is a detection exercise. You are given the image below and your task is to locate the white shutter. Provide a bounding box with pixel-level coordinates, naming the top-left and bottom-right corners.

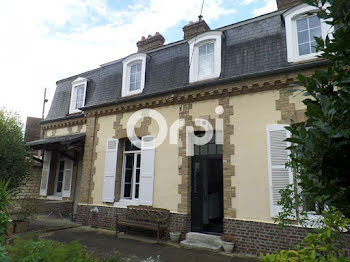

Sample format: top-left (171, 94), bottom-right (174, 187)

top-left (102, 139), bottom-right (119, 202)
top-left (62, 158), bottom-right (73, 198)
top-left (266, 124), bottom-right (293, 217)
top-left (139, 136), bottom-right (155, 206)
top-left (40, 151), bottom-right (51, 196)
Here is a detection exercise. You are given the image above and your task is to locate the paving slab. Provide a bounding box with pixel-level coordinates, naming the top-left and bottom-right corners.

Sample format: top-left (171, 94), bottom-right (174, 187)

top-left (42, 226), bottom-right (259, 262)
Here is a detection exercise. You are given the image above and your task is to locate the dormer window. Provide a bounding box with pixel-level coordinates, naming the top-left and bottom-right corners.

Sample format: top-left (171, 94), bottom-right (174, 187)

top-left (188, 31), bottom-right (222, 83)
top-left (122, 53), bottom-right (147, 97)
top-left (284, 4), bottom-right (333, 63)
top-left (69, 77), bottom-right (87, 114)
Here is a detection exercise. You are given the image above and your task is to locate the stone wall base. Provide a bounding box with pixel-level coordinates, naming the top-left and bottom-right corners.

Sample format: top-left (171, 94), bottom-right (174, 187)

top-left (75, 204), bottom-right (350, 257)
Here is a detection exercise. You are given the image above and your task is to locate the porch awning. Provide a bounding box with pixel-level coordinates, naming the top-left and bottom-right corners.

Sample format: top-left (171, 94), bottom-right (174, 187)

top-left (27, 133), bottom-right (86, 150)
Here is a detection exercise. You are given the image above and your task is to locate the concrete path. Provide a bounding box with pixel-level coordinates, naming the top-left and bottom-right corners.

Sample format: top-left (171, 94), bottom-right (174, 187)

top-left (42, 226), bottom-right (259, 262)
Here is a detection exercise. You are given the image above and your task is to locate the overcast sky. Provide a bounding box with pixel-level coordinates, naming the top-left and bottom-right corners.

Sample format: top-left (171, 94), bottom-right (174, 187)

top-left (0, 0), bottom-right (277, 125)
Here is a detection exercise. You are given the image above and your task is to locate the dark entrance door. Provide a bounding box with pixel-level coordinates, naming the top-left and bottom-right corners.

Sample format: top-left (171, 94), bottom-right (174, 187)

top-left (191, 135), bottom-right (223, 233)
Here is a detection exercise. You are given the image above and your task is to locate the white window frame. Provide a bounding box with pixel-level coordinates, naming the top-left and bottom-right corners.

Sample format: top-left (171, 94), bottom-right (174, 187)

top-left (122, 53), bottom-right (147, 97)
top-left (118, 140), bottom-right (142, 205)
top-left (188, 31), bottom-right (222, 83)
top-left (284, 3), bottom-right (333, 63)
top-left (54, 158), bottom-right (65, 196)
top-left (69, 77), bottom-right (88, 114)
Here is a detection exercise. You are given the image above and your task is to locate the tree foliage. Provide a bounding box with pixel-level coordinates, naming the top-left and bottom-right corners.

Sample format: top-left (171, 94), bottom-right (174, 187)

top-left (0, 109), bottom-right (31, 190)
top-left (279, 0), bottom-right (350, 223)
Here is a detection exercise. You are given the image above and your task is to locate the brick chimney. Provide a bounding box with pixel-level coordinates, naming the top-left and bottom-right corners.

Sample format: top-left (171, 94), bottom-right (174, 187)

top-left (137, 32), bottom-right (165, 52)
top-left (276, 0), bottom-right (300, 9)
top-left (183, 19), bottom-right (210, 40)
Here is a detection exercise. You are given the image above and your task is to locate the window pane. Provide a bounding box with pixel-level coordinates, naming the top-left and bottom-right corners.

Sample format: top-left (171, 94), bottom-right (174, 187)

top-left (125, 170), bottom-right (132, 183)
top-left (124, 184), bottom-right (131, 198)
top-left (296, 18), bottom-right (308, 31)
top-left (217, 144), bottom-right (223, 154)
top-left (311, 41), bottom-right (318, 53)
top-left (136, 169), bottom-right (140, 183)
top-left (134, 81), bottom-right (141, 91)
top-left (135, 72), bottom-right (141, 82)
top-left (58, 172), bottom-right (64, 182)
top-left (136, 63), bottom-right (141, 72)
top-left (209, 143), bottom-right (216, 155)
top-left (75, 86), bottom-right (85, 109)
top-left (309, 15), bottom-right (320, 28)
top-left (56, 182), bottom-right (62, 193)
top-left (199, 45), bottom-right (206, 56)
top-left (297, 30), bottom-right (309, 44)
top-left (310, 27), bottom-right (322, 40)
top-left (130, 73), bottom-right (136, 83)
top-left (200, 145), bottom-right (208, 155)
top-left (130, 82), bottom-right (136, 91)
top-left (135, 184), bottom-right (139, 199)
top-left (131, 64), bottom-right (137, 74)
top-left (59, 161), bottom-right (65, 171)
top-left (125, 154), bottom-right (134, 168)
top-left (136, 154), bottom-right (141, 168)
top-left (207, 43), bottom-right (214, 54)
top-left (299, 43), bottom-right (310, 56)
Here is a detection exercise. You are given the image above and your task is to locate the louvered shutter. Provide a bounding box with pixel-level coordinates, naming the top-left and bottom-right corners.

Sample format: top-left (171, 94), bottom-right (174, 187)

top-left (62, 158), bottom-right (73, 198)
top-left (266, 124), bottom-right (293, 217)
top-left (102, 139), bottom-right (119, 202)
top-left (40, 151), bottom-right (51, 196)
top-left (139, 136), bottom-right (155, 206)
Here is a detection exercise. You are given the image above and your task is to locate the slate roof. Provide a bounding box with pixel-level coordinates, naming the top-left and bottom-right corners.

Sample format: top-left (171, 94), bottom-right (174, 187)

top-left (44, 7), bottom-right (325, 123)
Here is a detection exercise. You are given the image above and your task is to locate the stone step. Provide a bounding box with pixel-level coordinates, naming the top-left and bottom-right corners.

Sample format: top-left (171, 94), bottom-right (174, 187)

top-left (180, 232), bottom-right (223, 252)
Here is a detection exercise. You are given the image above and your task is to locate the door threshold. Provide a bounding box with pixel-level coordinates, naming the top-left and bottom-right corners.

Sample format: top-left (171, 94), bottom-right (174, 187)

top-left (199, 231), bottom-right (222, 236)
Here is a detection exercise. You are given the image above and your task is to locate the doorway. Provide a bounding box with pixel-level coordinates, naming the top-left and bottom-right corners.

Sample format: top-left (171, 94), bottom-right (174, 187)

top-left (191, 134), bottom-right (223, 233)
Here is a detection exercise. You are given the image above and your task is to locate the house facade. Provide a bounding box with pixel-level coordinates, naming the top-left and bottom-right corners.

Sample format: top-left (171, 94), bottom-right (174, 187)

top-left (28, 0), bottom-right (345, 256)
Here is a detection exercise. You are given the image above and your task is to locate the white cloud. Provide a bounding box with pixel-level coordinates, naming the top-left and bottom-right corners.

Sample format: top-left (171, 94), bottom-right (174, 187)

top-left (252, 0), bottom-right (277, 16)
top-left (0, 0), bottom-right (235, 124)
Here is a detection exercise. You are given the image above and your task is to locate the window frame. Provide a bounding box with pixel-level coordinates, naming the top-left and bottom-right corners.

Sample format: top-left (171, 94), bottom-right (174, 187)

top-left (284, 3), bottom-right (333, 63)
top-left (188, 31), bottom-right (222, 83)
top-left (122, 53), bottom-right (147, 97)
top-left (69, 77), bottom-right (88, 114)
top-left (120, 141), bottom-right (141, 201)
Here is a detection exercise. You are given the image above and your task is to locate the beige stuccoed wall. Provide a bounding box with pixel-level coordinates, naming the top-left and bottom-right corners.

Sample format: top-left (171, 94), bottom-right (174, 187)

top-left (230, 90), bottom-right (281, 222)
top-left (92, 115), bottom-right (116, 204)
top-left (45, 124), bottom-right (87, 137)
top-left (191, 99), bottom-right (219, 120)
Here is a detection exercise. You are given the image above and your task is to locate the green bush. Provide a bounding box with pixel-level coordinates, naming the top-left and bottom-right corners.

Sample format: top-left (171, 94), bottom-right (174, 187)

top-left (260, 210), bottom-right (350, 262)
top-left (6, 238), bottom-right (97, 262)
top-left (0, 180), bottom-right (14, 242)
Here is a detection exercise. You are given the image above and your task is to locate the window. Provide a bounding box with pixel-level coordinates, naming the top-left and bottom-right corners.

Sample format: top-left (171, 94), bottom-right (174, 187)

top-left (129, 63), bottom-right (141, 91)
top-left (122, 139), bottom-right (141, 200)
top-left (54, 160), bottom-right (65, 195)
top-left (188, 31), bottom-right (222, 83)
top-left (198, 42), bottom-right (214, 77)
top-left (284, 4), bottom-right (333, 63)
top-left (69, 77), bottom-right (88, 114)
top-left (296, 15), bottom-right (322, 56)
top-left (122, 53), bottom-right (147, 97)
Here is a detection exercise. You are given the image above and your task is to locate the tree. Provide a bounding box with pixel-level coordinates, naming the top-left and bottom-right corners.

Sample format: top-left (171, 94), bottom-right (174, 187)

top-left (279, 0), bottom-right (350, 223)
top-left (0, 109), bottom-right (31, 190)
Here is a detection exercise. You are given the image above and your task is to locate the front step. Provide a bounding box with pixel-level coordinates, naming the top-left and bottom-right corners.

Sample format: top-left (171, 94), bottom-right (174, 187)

top-left (180, 232), bottom-right (222, 252)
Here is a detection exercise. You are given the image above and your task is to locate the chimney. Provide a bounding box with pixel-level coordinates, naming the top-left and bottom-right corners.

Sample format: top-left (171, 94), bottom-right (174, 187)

top-left (183, 19), bottom-right (210, 40)
top-left (137, 32), bottom-right (165, 52)
top-left (276, 0), bottom-right (300, 9)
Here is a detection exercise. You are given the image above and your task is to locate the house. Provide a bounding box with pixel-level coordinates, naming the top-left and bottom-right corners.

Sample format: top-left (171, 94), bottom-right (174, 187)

top-left (27, 0), bottom-right (342, 255)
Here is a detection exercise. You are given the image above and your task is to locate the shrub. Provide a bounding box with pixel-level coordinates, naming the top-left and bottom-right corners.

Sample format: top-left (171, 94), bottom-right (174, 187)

top-left (260, 210), bottom-right (350, 262)
top-left (6, 237), bottom-right (97, 262)
top-left (0, 180), bottom-right (14, 241)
